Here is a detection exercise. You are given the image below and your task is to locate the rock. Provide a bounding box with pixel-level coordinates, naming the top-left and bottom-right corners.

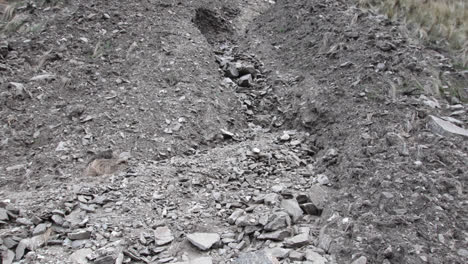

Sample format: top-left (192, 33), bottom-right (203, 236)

top-left (305, 250), bottom-right (327, 264)
top-left (238, 65), bottom-right (257, 77)
top-left (309, 185), bottom-right (329, 208)
top-left (351, 256), bottom-right (367, 264)
top-left (300, 203), bottom-right (321, 216)
top-left (265, 248), bottom-right (291, 259)
top-left (69, 248), bottom-right (92, 264)
top-left (228, 209), bottom-right (245, 225)
top-left (233, 250), bottom-right (280, 264)
top-left (318, 233), bottom-right (332, 252)
top-left (29, 74), bottom-right (56, 82)
top-left (187, 233), bottom-right (220, 251)
top-left (264, 212), bottom-right (291, 231)
top-left (2, 249), bottom-right (14, 264)
top-left (225, 64), bottom-right (239, 78)
top-left (271, 185), bottom-right (284, 193)
top-left (428, 115), bottom-right (468, 138)
top-left (16, 217), bottom-right (33, 226)
top-left (67, 230), bottom-right (91, 240)
top-left (94, 255), bottom-right (115, 264)
top-left (280, 133), bottom-right (290, 141)
top-left (154, 226), bottom-right (174, 246)
top-left (258, 229), bottom-right (291, 241)
top-left (284, 233), bottom-right (310, 248)
top-left (238, 74), bottom-right (252, 87)
top-left (316, 174), bottom-right (329, 185)
top-left (0, 208), bottom-right (9, 221)
top-left (264, 193), bottom-right (280, 205)
top-left (288, 250), bottom-right (304, 261)
top-left (296, 194), bottom-right (310, 204)
top-left (280, 199), bottom-right (303, 223)
top-left (3, 237), bottom-right (18, 249)
top-left (33, 223), bottom-right (49, 236)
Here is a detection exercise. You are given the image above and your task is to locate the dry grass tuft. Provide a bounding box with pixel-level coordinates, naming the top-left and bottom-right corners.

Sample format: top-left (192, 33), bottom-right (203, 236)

top-left (359, 0), bottom-right (468, 66)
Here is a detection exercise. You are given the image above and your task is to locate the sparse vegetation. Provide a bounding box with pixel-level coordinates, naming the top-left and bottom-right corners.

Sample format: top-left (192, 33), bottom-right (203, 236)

top-left (359, 0), bottom-right (468, 66)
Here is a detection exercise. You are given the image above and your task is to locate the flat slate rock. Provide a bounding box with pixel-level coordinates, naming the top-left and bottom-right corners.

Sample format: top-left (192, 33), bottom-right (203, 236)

top-left (429, 115), bottom-right (468, 138)
top-left (187, 233), bottom-right (220, 251)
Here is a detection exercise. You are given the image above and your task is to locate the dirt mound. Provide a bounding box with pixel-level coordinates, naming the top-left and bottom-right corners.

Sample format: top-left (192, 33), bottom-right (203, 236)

top-left (0, 0), bottom-right (246, 190)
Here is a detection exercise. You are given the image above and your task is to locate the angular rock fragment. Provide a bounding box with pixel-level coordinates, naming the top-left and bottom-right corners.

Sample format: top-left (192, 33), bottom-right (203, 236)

top-left (264, 212), bottom-right (290, 231)
top-left (351, 256), bottom-right (367, 264)
top-left (2, 249), bottom-right (14, 264)
top-left (429, 115), bottom-right (468, 138)
top-left (233, 250), bottom-right (280, 264)
top-left (284, 233), bottom-right (309, 248)
top-left (69, 248), bottom-right (92, 264)
top-left (300, 203), bottom-right (322, 216)
top-left (68, 230), bottom-right (91, 240)
top-left (33, 223), bottom-right (49, 236)
top-left (258, 229), bottom-right (291, 241)
top-left (288, 250), bottom-right (304, 261)
top-left (264, 193), bottom-right (280, 205)
top-left (154, 226), bottom-right (174, 246)
top-left (187, 233), bottom-right (220, 251)
top-left (265, 247), bottom-right (290, 259)
top-left (228, 209), bottom-right (245, 225)
top-left (225, 64), bottom-right (239, 78)
top-left (238, 74), bottom-right (252, 87)
top-left (0, 208), bottom-right (9, 221)
top-left (305, 250), bottom-right (327, 264)
top-left (280, 199), bottom-right (303, 223)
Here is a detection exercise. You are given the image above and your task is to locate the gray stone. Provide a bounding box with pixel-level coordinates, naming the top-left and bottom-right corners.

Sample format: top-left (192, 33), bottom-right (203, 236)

top-left (305, 250), bottom-right (327, 264)
top-left (187, 233), bottom-right (220, 251)
top-left (0, 208), bottom-right (9, 221)
top-left (351, 256), bottom-right (367, 264)
top-left (288, 250), bottom-right (305, 261)
top-left (309, 185), bottom-right (329, 208)
top-left (316, 174), bottom-right (329, 185)
top-left (69, 248), bottom-right (92, 264)
top-left (429, 115), bottom-right (468, 138)
top-left (296, 194), bottom-right (310, 204)
top-left (264, 193), bottom-right (280, 205)
top-left (225, 64), bottom-right (239, 78)
top-left (67, 230), bottom-right (91, 240)
top-left (2, 249), bottom-right (14, 264)
top-left (318, 233), bottom-right (332, 253)
top-left (265, 247), bottom-right (291, 259)
top-left (228, 209), bottom-right (245, 225)
top-left (264, 212), bottom-right (291, 231)
top-left (154, 226), bottom-right (174, 246)
top-left (233, 250), bottom-right (279, 264)
top-left (238, 74), bottom-right (253, 87)
top-left (3, 237), bottom-right (18, 249)
top-left (280, 199), bottom-right (303, 223)
top-left (258, 229), bottom-right (291, 241)
top-left (284, 233), bottom-right (310, 248)
top-left (16, 217), bottom-right (33, 226)
top-left (94, 255), bottom-right (115, 264)
top-left (300, 203), bottom-right (321, 216)
top-left (33, 223), bottom-right (49, 236)
top-left (51, 214), bottom-right (65, 226)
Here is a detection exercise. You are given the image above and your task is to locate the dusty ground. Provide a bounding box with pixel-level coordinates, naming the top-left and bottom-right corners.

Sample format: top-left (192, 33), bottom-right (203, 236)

top-left (0, 0), bottom-right (467, 263)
